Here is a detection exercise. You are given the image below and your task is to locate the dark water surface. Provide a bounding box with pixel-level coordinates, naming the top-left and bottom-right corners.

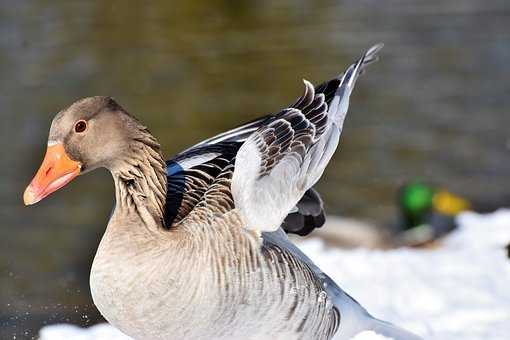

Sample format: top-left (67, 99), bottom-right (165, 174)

top-left (1, 0), bottom-right (509, 338)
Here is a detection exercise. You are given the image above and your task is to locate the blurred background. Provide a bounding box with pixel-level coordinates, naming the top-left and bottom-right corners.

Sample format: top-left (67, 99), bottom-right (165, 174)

top-left (1, 0), bottom-right (509, 338)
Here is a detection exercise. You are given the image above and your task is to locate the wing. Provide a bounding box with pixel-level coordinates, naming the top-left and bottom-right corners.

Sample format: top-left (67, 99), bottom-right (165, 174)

top-left (165, 140), bottom-right (325, 235)
top-left (232, 44), bottom-right (383, 232)
top-left (164, 143), bottom-right (239, 227)
top-left (179, 115), bottom-right (271, 154)
top-left (282, 187), bottom-right (325, 236)
top-left (165, 95), bottom-right (325, 232)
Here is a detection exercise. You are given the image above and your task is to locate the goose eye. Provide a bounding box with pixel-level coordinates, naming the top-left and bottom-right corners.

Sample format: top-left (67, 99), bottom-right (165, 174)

top-left (74, 120), bottom-right (87, 133)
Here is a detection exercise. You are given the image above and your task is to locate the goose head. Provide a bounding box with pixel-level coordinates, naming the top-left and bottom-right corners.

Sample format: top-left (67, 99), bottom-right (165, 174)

top-left (23, 96), bottom-right (139, 205)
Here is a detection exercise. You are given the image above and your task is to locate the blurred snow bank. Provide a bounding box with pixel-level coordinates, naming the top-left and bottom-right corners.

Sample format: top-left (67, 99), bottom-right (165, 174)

top-left (39, 210), bottom-right (510, 340)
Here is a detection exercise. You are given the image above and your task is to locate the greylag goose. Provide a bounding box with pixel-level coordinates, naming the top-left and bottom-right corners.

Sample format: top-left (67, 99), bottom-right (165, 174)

top-left (24, 44), bottom-right (421, 340)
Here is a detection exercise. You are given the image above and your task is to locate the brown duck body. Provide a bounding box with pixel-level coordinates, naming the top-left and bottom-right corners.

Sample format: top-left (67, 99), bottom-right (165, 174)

top-left (91, 209), bottom-right (339, 340)
top-left (89, 134), bottom-right (339, 339)
top-left (24, 45), bottom-right (421, 340)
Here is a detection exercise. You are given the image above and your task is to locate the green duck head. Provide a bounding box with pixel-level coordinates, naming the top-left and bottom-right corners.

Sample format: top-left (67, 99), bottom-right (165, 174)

top-left (399, 181), bottom-right (435, 228)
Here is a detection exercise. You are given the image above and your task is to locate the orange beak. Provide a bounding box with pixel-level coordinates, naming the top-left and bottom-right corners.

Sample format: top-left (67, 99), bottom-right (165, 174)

top-left (23, 143), bottom-right (81, 205)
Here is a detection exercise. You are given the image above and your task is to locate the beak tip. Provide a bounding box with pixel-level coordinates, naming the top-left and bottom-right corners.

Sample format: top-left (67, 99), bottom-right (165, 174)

top-left (23, 187), bottom-right (37, 206)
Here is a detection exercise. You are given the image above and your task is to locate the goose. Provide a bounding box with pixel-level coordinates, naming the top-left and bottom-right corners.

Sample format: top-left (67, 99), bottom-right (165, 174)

top-left (23, 44), bottom-right (421, 340)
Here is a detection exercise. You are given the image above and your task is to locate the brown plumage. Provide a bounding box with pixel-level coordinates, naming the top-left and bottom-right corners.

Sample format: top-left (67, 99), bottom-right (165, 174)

top-left (24, 44), bottom-right (421, 340)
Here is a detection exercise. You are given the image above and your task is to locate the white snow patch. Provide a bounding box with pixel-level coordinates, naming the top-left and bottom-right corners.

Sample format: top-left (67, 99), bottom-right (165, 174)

top-left (39, 210), bottom-right (510, 340)
top-left (39, 323), bottom-right (132, 340)
top-left (350, 331), bottom-right (392, 340)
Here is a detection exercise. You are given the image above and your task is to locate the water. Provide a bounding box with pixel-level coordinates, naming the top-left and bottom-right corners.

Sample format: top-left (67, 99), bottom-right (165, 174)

top-left (1, 1), bottom-right (509, 338)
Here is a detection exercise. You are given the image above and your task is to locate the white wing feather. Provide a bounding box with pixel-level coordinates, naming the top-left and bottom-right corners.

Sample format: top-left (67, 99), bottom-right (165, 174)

top-left (232, 44), bottom-right (383, 232)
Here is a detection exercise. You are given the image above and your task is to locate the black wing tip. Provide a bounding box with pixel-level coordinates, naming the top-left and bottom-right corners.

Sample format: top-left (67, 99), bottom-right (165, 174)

top-left (282, 188), bottom-right (326, 237)
top-left (282, 210), bottom-right (326, 237)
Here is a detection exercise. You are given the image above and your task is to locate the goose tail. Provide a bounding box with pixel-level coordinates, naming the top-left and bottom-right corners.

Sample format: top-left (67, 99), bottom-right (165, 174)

top-left (331, 290), bottom-right (422, 340)
top-left (366, 317), bottom-right (422, 340)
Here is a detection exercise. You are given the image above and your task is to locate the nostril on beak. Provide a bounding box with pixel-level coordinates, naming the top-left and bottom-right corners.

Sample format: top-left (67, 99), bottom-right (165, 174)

top-left (45, 166), bottom-right (53, 177)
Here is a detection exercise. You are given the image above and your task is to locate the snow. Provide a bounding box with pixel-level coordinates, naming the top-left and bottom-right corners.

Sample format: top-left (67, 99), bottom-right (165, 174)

top-left (349, 331), bottom-right (392, 340)
top-left (39, 324), bottom-right (130, 340)
top-left (39, 210), bottom-right (510, 340)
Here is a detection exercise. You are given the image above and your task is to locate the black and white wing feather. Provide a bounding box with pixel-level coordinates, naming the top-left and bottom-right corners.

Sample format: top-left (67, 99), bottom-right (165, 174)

top-left (165, 140), bottom-right (325, 235)
top-left (180, 115), bottom-right (271, 153)
top-left (232, 44), bottom-right (383, 232)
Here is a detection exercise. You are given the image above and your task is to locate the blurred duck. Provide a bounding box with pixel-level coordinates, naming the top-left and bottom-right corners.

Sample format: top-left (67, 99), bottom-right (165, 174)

top-left (310, 181), bottom-right (471, 249)
top-left (23, 45), bottom-right (420, 340)
top-left (397, 180), bottom-right (471, 245)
